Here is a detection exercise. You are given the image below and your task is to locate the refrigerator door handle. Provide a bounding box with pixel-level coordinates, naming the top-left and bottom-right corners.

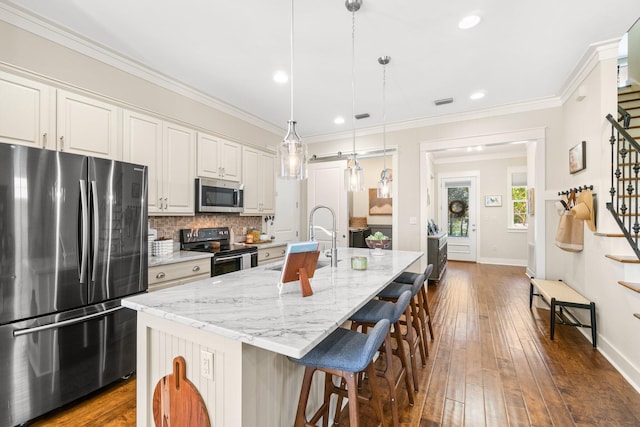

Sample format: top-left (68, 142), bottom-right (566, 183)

top-left (79, 179), bottom-right (89, 283)
top-left (90, 180), bottom-right (99, 282)
top-left (12, 306), bottom-right (124, 337)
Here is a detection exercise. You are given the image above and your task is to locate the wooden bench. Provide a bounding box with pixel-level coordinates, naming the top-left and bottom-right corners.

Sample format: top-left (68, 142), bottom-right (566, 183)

top-left (529, 278), bottom-right (597, 348)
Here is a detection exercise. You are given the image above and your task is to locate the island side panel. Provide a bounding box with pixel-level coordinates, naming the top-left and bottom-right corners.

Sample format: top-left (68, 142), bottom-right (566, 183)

top-left (136, 311), bottom-right (243, 427)
top-left (241, 343), bottom-right (327, 426)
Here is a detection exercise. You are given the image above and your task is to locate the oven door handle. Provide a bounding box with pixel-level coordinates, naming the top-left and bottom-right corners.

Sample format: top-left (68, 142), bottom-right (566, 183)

top-left (214, 254), bottom-right (246, 263)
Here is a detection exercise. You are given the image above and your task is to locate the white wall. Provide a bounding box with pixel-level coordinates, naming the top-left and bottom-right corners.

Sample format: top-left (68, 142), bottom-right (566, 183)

top-left (433, 155), bottom-right (528, 265)
top-left (546, 54), bottom-right (640, 391)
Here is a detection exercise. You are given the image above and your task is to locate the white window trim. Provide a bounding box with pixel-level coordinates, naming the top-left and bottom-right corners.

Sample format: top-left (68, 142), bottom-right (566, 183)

top-left (507, 166), bottom-right (528, 230)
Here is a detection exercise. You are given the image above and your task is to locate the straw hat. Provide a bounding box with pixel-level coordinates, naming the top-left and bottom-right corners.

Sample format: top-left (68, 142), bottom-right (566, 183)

top-left (571, 189), bottom-right (596, 232)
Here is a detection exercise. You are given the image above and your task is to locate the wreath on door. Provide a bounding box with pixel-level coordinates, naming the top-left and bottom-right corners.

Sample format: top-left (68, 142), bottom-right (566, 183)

top-left (448, 199), bottom-right (467, 217)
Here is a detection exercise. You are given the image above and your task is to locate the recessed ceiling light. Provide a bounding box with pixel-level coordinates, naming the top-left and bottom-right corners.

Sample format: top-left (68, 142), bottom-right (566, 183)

top-left (334, 116), bottom-right (345, 125)
top-left (470, 90), bottom-right (486, 100)
top-left (459, 15), bottom-right (481, 29)
top-left (273, 71), bottom-right (288, 83)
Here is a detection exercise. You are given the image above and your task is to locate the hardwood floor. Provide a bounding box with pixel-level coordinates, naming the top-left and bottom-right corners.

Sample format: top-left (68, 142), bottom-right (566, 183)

top-left (27, 262), bottom-right (640, 426)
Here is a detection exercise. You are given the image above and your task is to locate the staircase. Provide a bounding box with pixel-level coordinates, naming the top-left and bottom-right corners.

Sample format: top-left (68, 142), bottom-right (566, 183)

top-left (603, 83), bottom-right (640, 303)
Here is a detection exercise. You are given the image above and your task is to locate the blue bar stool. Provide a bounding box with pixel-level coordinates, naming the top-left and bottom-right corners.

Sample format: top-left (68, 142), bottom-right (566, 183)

top-left (394, 264), bottom-right (435, 344)
top-left (289, 319), bottom-right (390, 427)
top-left (346, 290), bottom-right (414, 427)
top-left (378, 273), bottom-right (427, 392)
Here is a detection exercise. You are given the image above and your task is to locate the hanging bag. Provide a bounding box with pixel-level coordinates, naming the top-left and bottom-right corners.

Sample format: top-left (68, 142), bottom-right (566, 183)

top-left (555, 210), bottom-right (584, 252)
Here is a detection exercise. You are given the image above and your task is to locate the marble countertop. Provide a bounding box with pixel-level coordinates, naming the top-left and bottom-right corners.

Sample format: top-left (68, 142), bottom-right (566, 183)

top-left (148, 251), bottom-right (213, 267)
top-left (124, 247), bottom-right (423, 358)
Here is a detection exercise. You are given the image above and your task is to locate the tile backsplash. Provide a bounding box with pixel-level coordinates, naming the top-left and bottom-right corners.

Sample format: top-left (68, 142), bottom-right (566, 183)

top-left (149, 214), bottom-right (263, 244)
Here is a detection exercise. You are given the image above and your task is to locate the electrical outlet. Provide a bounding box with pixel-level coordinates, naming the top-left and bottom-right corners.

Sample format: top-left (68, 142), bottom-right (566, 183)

top-left (409, 216), bottom-right (417, 225)
top-left (201, 350), bottom-right (214, 380)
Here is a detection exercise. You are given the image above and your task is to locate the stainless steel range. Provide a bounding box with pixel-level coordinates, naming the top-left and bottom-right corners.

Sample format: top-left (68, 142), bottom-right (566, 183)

top-left (180, 227), bottom-right (257, 276)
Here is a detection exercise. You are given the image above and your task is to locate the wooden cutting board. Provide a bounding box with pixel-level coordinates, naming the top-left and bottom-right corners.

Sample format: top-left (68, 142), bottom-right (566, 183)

top-left (152, 356), bottom-right (211, 427)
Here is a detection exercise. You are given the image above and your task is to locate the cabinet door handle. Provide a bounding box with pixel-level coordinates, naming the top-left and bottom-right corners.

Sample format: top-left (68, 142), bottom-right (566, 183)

top-left (192, 265), bottom-right (200, 272)
top-left (164, 197), bottom-right (168, 209)
top-left (42, 133), bottom-right (47, 149)
top-left (156, 272), bottom-right (166, 279)
top-left (221, 167), bottom-right (225, 177)
top-left (60, 136), bottom-right (64, 151)
top-left (159, 197), bottom-right (163, 209)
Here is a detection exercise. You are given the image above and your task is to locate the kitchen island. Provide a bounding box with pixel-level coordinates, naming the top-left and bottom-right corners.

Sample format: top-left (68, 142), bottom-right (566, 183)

top-left (123, 247), bottom-right (423, 426)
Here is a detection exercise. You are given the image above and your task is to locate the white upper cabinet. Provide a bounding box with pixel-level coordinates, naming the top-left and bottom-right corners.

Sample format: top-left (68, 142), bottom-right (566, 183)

top-left (163, 122), bottom-right (196, 214)
top-left (57, 90), bottom-right (120, 160)
top-left (242, 146), bottom-right (275, 215)
top-left (123, 110), bottom-right (195, 215)
top-left (123, 110), bottom-right (163, 213)
top-left (0, 71), bottom-right (54, 149)
top-left (197, 132), bottom-right (242, 182)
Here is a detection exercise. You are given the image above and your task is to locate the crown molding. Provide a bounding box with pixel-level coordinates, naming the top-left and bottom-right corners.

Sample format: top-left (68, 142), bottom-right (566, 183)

top-left (0, 2), bottom-right (284, 136)
top-left (305, 97), bottom-right (559, 144)
top-left (558, 38), bottom-right (620, 104)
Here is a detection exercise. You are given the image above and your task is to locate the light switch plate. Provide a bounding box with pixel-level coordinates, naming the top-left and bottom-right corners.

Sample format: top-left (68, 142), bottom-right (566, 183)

top-left (201, 350), bottom-right (214, 380)
top-left (409, 216), bottom-right (417, 225)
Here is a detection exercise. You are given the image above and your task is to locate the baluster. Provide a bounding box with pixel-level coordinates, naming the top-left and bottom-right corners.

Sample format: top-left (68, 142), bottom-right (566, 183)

top-left (610, 125), bottom-right (616, 208)
top-left (633, 144), bottom-right (640, 245)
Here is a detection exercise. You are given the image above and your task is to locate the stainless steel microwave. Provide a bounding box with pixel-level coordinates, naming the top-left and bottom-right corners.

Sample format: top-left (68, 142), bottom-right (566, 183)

top-left (195, 178), bottom-right (244, 213)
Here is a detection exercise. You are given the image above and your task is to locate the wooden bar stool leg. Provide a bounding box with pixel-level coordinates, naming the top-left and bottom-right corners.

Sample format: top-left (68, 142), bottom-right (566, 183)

top-left (411, 297), bottom-right (428, 366)
top-left (366, 362), bottom-right (386, 427)
top-left (295, 367), bottom-right (317, 427)
top-left (381, 332), bottom-right (400, 427)
top-left (344, 372), bottom-right (360, 427)
top-left (403, 304), bottom-right (420, 392)
top-left (421, 286), bottom-right (434, 339)
top-left (393, 319), bottom-right (416, 398)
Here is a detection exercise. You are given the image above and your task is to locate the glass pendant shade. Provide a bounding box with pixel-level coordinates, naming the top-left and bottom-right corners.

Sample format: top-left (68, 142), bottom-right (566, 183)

top-left (278, 120), bottom-right (307, 179)
top-left (278, 0), bottom-right (307, 180)
top-left (377, 168), bottom-right (391, 198)
top-left (344, 156), bottom-right (365, 192)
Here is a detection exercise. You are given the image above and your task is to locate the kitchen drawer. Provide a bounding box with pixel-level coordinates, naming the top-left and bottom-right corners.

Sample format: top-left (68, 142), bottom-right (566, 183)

top-left (257, 245), bottom-right (287, 264)
top-left (148, 258), bottom-right (211, 289)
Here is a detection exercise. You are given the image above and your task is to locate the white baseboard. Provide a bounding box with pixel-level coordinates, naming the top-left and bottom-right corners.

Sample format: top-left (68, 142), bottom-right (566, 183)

top-left (477, 257), bottom-right (528, 267)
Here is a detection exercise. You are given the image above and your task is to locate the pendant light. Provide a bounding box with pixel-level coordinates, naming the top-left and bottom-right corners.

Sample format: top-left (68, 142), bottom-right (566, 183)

top-left (344, 0), bottom-right (365, 192)
top-left (377, 55), bottom-right (392, 198)
top-left (277, 0), bottom-right (307, 180)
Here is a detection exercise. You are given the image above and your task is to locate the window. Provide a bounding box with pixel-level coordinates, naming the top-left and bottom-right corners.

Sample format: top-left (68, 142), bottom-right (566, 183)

top-left (508, 167), bottom-right (527, 229)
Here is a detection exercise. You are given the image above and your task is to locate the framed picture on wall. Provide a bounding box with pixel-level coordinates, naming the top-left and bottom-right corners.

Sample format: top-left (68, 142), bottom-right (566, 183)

top-left (569, 140), bottom-right (586, 174)
top-left (485, 195), bottom-right (502, 207)
top-left (368, 189), bottom-right (392, 215)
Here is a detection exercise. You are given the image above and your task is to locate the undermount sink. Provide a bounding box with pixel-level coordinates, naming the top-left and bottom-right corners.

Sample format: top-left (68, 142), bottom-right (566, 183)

top-left (268, 259), bottom-right (340, 272)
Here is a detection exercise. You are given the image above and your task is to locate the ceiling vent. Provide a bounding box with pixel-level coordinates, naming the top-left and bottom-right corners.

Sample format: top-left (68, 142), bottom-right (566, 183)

top-left (355, 113), bottom-right (370, 119)
top-left (434, 98), bottom-right (454, 106)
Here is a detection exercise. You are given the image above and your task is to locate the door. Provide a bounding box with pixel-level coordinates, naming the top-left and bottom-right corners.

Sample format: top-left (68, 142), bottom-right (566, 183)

top-left (440, 176), bottom-right (477, 262)
top-left (163, 121), bottom-right (195, 214)
top-left (0, 145), bottom-right (87, 325)
top-left (89, 157), bottom-right (147, 303)
top-left (307, 160), bottom-right (348, 248)
top-left (273, 178), bottom-right (300, 242)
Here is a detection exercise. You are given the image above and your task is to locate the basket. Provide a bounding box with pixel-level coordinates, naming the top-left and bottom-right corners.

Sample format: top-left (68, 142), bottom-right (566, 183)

top-left (349, 217), bottom-right (367, 228)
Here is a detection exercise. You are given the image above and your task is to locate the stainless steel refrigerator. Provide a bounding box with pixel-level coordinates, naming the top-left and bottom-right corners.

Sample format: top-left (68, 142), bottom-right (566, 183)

top-left (0, 143), bottom-right (147, 426)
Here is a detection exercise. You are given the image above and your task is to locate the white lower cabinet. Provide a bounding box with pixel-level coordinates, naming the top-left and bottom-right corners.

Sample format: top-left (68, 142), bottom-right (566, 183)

top-left (242, 147), bottom-right (275, 215)
top-left (148, 258), bottom-right (211, 292)
top-left (0, 70), bottom-right (54, 149)
top-left (123, 110), bottom-right (195, 215)
top-left (257, 245), bottom-right (287, 265)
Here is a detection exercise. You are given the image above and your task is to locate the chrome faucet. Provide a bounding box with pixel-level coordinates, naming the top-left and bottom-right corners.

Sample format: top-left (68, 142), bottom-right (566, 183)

top-left (309, 205), bottom-right (338, 267)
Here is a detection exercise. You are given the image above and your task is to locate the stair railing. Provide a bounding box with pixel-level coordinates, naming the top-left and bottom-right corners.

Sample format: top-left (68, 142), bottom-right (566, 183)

top-left (606, 113), bottom-right (640, 259)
